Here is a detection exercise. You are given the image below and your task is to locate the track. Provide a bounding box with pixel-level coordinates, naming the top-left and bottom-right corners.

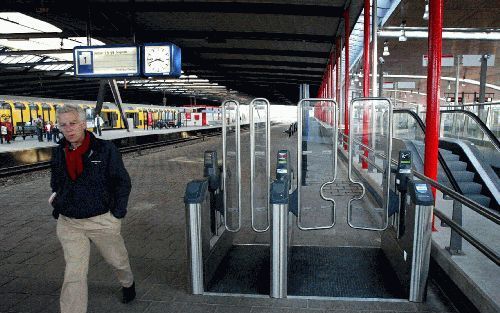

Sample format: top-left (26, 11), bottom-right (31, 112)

top-left (0, 131), bottom-right (221, 178)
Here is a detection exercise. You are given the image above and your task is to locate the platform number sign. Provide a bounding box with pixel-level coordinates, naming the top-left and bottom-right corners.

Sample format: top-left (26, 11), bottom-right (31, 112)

top-left (77, 51), bottom-right (93, 74)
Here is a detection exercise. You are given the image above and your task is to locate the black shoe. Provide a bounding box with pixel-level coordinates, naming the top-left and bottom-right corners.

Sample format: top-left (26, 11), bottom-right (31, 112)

top-left (122, 282), bottom-right (136, 303)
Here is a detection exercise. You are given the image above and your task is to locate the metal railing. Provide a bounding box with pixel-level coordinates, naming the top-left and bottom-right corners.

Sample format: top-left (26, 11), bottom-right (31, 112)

top-left (341, 119), bottom-right (500, 266)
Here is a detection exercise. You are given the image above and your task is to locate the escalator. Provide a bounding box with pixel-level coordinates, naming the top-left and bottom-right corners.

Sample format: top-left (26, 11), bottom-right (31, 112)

top-left (393, 109), bottom-right (499, 212)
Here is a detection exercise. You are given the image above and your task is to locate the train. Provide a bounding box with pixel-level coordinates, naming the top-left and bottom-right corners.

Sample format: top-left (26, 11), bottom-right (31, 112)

top-left (0, 95), bottom-right (225, 137)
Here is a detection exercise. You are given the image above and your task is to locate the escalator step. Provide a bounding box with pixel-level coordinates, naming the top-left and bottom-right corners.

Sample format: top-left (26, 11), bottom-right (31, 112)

top-left (447, 161), bottom-right (468, 171)
top-left (441, 153), bottom-right (460, 161)
top-left (452, 171), bottom-right (475, 182)
top-left (458, 182), bottom-right (483, 194)
top-left (439, 148), bottom-right (453, 154)
top-left (465, 194), bottom-right (491, 208)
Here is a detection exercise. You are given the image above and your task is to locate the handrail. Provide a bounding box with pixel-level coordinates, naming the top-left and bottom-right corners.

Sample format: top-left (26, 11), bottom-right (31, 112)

top-left (440, 109), bottom-right (500, 152)
top-left (393, 109), bottom-right (464, 195)
top-left (433, 210), bottom-right (499, 266)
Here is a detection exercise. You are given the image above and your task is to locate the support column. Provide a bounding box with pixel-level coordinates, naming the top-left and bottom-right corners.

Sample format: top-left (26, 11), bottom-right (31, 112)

top-left (478, 54), bottom-right (488, 120)
top-left (362, 0), bottom-right (370, 169)
top-left (424, 0), bottom-right (443, 231)
top-left (454, 55), bottom-right (460, 106)
top-left (371, 0), bottom-right (378, 97)
top-left (343, 8), bottom-right (350, 150)
top-left (378, 61), bottom-right (384, 97)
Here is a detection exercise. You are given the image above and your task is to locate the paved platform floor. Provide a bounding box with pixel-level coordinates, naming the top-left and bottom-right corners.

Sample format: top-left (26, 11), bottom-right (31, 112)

top-left (0, 125), bottom-right (457, 313)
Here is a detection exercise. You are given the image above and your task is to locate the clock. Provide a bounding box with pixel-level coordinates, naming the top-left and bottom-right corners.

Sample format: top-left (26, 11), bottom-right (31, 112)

top-left (144, 45), bottom-right (171, 74)
top-left (141, 43), bottom-right (182, 77)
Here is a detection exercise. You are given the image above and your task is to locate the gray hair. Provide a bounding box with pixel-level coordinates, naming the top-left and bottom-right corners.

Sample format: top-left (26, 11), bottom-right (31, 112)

top-left (56, 104), bottom-right (86, 122)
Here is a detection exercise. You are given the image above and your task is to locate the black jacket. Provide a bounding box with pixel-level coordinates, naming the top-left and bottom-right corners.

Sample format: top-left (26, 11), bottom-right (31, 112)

top-left (50, 132), bottom-right (131, 219)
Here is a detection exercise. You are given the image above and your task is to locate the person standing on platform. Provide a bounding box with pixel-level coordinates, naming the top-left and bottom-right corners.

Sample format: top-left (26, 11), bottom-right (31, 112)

top-left (0, 121), bottom-right (6, 144)
top-left (4, 119), bottom-right (12, 144)
top-left (94, 114), bottom-right (104, 137)
top-left (49, 104), bottom-right (135, 313)
top-left (35, 116), bottom-right (44, 142)
top-left (52, 123), bottom-right (60, 143)
top-left (45, 121), bottom-right (52, 142)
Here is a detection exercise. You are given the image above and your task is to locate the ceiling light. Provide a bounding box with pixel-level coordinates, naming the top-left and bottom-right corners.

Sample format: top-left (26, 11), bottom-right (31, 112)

top-left (423, 1), bottom-right (429, 21)
top-left (399, 21), bottom-right (407, 42)
top-left (383, 41), bottom-right (390, 56)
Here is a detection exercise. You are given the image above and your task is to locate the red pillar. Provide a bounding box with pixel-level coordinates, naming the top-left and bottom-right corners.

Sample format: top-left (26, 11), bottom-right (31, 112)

top-left (361, 0), bottom-right (370, 168)
top-left (425, 0), bottom-right (443, 231)
top-left (336, 37), bottom-right (341, 105)
top-left (343, 8), bottom-right (350, 150)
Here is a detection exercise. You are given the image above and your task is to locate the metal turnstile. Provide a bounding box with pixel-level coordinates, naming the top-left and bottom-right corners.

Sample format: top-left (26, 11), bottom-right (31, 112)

top-left (185, 98), bottom-right (273, 295)
top-left (186, 96), bottom-right (434, 303)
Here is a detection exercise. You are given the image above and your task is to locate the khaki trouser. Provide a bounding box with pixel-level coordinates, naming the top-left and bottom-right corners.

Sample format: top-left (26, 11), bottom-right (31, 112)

top-left (57, 212), bottom-right (134, 313)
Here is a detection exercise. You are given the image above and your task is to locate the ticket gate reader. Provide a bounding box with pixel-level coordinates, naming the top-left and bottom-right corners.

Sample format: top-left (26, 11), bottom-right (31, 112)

top-left (382, 150), bottom-right (434, 302)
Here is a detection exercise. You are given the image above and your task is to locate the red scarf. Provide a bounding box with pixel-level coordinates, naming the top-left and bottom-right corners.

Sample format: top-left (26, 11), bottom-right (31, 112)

top-left (65, 132), bottom-right (91, 181)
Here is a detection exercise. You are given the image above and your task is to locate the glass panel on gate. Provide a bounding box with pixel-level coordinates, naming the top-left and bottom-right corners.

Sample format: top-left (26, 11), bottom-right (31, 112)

top-left (297, 99), bottom-right (337, 230)
top-left (348, 98), bottom-right (392, 230)
top-left (223, 101), bottom-right (240, 232)
top-left (251, 99), bottom-right (270, 232)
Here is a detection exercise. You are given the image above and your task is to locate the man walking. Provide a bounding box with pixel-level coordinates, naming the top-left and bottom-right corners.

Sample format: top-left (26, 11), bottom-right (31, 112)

top-left (49, 104), bottom-right (135, 313)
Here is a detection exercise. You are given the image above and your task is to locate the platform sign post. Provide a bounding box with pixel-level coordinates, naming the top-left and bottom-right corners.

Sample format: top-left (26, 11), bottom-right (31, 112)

top-left (73, 45), bottom-right (140, 78)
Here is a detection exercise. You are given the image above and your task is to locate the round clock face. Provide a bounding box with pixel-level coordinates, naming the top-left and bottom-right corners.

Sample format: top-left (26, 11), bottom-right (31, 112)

top-left (145, 46), bottom-right (171, 74)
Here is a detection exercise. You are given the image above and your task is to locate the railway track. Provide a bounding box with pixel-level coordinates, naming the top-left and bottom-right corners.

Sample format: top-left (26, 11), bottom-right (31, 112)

top-left (0, 131), bottom-right (222, 178)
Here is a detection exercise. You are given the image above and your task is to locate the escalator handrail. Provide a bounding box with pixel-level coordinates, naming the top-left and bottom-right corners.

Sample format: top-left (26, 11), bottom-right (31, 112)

top-left (440, 109), bottom-right (500, 152)
top-left (393, 109), bottom-right (464, 195)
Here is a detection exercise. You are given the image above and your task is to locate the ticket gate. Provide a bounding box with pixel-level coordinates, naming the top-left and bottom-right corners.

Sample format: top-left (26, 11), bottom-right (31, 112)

top-left (185, 97), bottom-right (434, 302)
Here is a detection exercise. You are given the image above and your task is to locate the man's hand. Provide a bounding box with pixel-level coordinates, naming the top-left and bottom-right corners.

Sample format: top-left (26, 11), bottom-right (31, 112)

top-left (49, 192), bottom-right (57, 205)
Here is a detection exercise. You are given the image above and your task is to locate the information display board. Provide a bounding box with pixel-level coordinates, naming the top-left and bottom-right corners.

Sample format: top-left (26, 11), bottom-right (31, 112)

top-left (141, 43), bottom-right (182, 77)
top-left (73, 45), bottom-right (140, 78)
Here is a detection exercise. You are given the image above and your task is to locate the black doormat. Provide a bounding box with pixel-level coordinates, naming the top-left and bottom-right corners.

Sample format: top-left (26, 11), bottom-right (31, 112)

top-left (207, 245), bottom-right (405, 299)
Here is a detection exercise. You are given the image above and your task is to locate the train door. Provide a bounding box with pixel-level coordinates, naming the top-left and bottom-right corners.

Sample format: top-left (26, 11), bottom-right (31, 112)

top-left (29, 103), bottom-right (40, 124)
top-left (14, 102), bottom-right (26, 126)
top-left (41, 103), bottom-right (52, 122)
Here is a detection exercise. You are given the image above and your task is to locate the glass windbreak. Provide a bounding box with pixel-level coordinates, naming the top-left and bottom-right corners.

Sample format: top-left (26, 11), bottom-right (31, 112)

top-left (297, 99), bottom-right (337, 230)
top-left (393, 109), bottom-right (425, 143)
top-left (223, 101), bottom-right (241, 232)
top-left (250, 99), bottom-right (270, 232)
top-left (348, 98), bottom-right (392, 230)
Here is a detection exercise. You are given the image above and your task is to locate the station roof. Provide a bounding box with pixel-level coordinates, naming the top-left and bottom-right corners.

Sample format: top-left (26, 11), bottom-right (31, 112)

top-left (0, 0), bottom-right (498, 105)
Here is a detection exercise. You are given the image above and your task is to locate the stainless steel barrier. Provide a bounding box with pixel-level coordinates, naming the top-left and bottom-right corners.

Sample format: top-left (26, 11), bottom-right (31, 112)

top-left (222, 99), bottom-right (241, 232)
top-left (250, 98), bottom-right (271, 232)
top-left (347, 97), bottom-right (393, 231)
top-left (270, 180), bottom-right (289, 298)
top-left (296, 98), bottom-right (338, 230)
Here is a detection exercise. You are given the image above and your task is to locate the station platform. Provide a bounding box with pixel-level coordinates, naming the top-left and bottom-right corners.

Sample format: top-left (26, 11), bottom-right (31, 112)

top-left (0, 124), bottom-right (459, 313)
top-left (0, 125), bottom-right (222, 153)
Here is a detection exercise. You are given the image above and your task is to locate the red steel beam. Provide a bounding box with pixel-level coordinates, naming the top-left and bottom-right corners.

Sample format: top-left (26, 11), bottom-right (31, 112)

top-left (424, 0), bottom-right (444, 231)
top-left (343, 8), bottom-right (350, 150)
top-left (362, 0), bottom-right (370, 168)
